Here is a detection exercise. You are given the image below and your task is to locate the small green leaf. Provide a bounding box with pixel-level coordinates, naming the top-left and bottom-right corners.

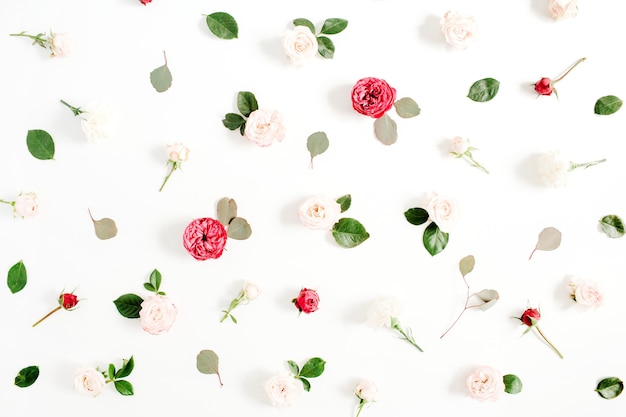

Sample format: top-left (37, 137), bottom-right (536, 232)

top-left (393, 97), bottom-right (421, 118)
top-left (113, 294), bottom-right (144, 318)
top-left (108, 364), bottom-right (115, 379)
top-left (300, 357), bottom-right (326, 378)
top-left (26, 129), bottom-right (55, 160)
top-left (287, 360), bottom-right (300, 376)
top-left (293, 18), bottom-right (315, 34)
top-left (115, 356), bottom-right (134, 379)
top-left (467, 78), bottom-right (500, 102)
top-left (529, 226), bottom-right (561, 260)
top-left (149, 51), bottom-right (172, 93)
top-left (227, 217), bottom-right (252, 240)
top-left (237, 91), bottom-right (258, 117)
top-left (114, 380), bottom-right (134, 396)
top-left (594, 95), bottom-right (623, 116)
top-left (88, 209), bottom-right (118, 240)
top-left (239, 123), bottom-right (246, 136)
top-left (143, 283), bottom-right (155, 292)
top-left (320, 18), bottom-right (348, 35)
top-left (217, 197), bottom-right (238, 225)
top-left (300, 377), bottom-right (311, 392)
top-left (306, 131), bottom-right (329, 167)
top-left (205, 12), bottom-right (238, 39)
top-left (475, 289), bottom-right (499, 310)
top-left (600, 215), bottom-right (625, 238)
top-left (222, 113), bottom-right (246, 130)
top-left (14, 366), bottom-right (39, 388)
top-left (149, 269), bottom-right (162, 292)
top-left (336, 194), bottom-right (351, 213)
top-left (373, 113), bottom-right (398, 145)
top-left (503, 374), bottom-right (523, 394)
top-left (423, 222), bottom-right (449, 256)
top-left (316, 36), bottom-right (335, 59)
top-left (459, 255), bottom-right (475, 277)
top-left (331, 218), bottom-right (370, 248)
top-left (404, 208), bottom-right (429, 226)
top-left (7, 260), bottom-right (27, 294)
top-left (596, 377), bottom-right (624, 399)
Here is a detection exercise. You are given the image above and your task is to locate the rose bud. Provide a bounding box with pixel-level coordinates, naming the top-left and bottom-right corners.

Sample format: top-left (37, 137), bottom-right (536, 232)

top-left (534, 78), bottom-right (553, 96)
top-left (292, 288), bottom-right (320, 314)
top-left (516, 306), bottom-right (562, 358)
top-left (33, 291), bottom-right (80, 327)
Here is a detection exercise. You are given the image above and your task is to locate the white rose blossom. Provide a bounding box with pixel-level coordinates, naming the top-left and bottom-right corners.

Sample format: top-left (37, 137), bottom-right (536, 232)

top-left (50, 32), bottom-right (74, 57)
top-left (283, 25), bottom-right (319, 65)
top-left (367, 297), bottom-right (423, 351)
top-left (466, 366), bottom-right (505, 402)
top-left (424, 193), bottom-right (460, 233)
top-left (139, 295), bottom-right (178, 335)
top-left (449, 136), bottom-right (489, 173)
top-left (440, 11), bottom-right (477, 50)
top-left (74, 366), bottom-right (106, 397)
top-left (297, 195), bottom-right (342, 231)
top-left (243, 281), bottom-right (262, 301)
top-left (537, 150), bottom-right (606, 187)
top-left (80, 101), bottom-right (115, 142)
top-left (567, 279), bottom-right (603, 307)
top-left (354, 379), bottom-right (379, 417)
top-left (220, 281), bottom-right (261, 323)
top-left (548, 0), bottom-right (578, 20)
top-left (264, 373), bottom-right (304, 407)
top-left (11, 192), bottom-right (39, 218)
top-left (160, 143), bottom-right (190, 191)
top-left (244, 109), bottom-right (286, 147)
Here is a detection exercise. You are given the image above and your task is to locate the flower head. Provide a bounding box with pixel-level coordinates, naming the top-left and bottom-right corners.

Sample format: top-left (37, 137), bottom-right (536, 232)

top-left (568, 279), bottom-right (603, 307)
top-left (283, 25), bottom-right (318, 65)
top-left (220, 281), bottom-right (261, 323)
top-left (139, 295), bottom-right (178, 335)
top-left (466, 366), bottom-right (504, 402)
top-left (424, 193), bottom-right (460, 233)
top-left (297, 195), bottom-right (342, 230)
top-left (449, 137), bottom-right (489, 173)
top-left (264, 373), bottom-right (304, 407)
top-left (244, 109), bottom-right (285, 147)
top-left (159, 143), bottom-right (190, 191)
top-left (243, 281), bottom-right (261, 301)
top-left (366, 296), bottom-right (402, 328)
top-left (140, 0), bottom-right (152, 4)
top-left (354, 379), bottom-right (379, 417)
top-left (33, 290), bottom-right (81, 327)
top-left (534, 57), bottom-right (586, 98)
top-left (183, 217), bottom-right (228, 260)
top-left (13, 192), bottom-right (39, 218)
top-left (516, 306), bottom-right (563, 358)
top-left (80, 101), bottom-right (115, 142)
top-left (440, 11), bottom-right (477, 50)
top-left (537, 150), bottom-right (606, 187)
top-left (351, 77), bottom-right (397, 118)
top-left (49, 32), bottom-right (74, 57)
top-left (74, 366), bottom-right (106, 397)
top-left (548, 0), bottom-right (578, 20)
top-left (293, 288), bottom-right (320, 314)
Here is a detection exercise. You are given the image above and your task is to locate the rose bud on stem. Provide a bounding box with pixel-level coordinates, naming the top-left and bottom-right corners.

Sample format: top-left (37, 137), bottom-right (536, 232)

top-left (534, 57), bottom-right (586, 98)
top-left (516, 307), bottom-right (563, 358)
top-left (33, 291), bottom-right (80, 327)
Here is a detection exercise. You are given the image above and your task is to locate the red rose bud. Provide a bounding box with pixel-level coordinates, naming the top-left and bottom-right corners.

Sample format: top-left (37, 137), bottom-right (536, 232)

top-left (520, 307), bottom-right (540, 326)
top-left (293, 288), bottom-right (319, 314)
top-left (33, 291), bottom-right (80, 327)
top-left (140, 0), bottom-right (152, 5)
top-left (534, 78), bottom-right (553, 96)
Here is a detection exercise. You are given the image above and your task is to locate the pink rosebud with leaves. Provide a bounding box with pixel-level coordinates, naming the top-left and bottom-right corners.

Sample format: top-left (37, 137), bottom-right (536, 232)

top-left (292, 288), bottom-right (319, 314)
top-left (516, 306), bottom-right (563, 358)
top-left (33, 290), bottom-right (80, 327)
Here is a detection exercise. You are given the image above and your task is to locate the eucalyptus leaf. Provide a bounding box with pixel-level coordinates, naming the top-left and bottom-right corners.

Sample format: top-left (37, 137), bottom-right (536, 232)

top-left (594, 95), bottom-right (623, 116)
top-left (114, 380), bottom-right (134, 396)
top-left (115, 356), bottom-right (134, 379)
top-left (373, 113), bottom-right (398, 145)
top-left (467, 78), bottom-right (500, 102)
top-left (503, 374), bottom-right (523, 394)
top-left (475, 289), bottom-right (499, 310)
top-left (88, 209), bottom-right (118, 240)
top-left (299, 357), bottom-right (326, 378)
top-left (227, 217), bottom-right (252, 240)
top-left (26, 129), bottom-right (55, 160)
top-left (393, 97), bottom-right (420, 118)
top-left (222, 113), bottom-right (246, 130)
top-left (217, 197), bottom-right (238, 225)
top-left (307, 131), bottom-right (329, 168)
top-left (320, 18), bottom-right (348, 35)
top-left (404, 208), bottom-right (429, 226)
top-left (287, 360), bottom-right (300, 376)
top-left (14, 365), bottom-right (39, 388)
top-left (149, 51), bottom-right (172, 93)
top-left (113, 294), bottom-right (144, 318)
top-left (293, 18), bottom-right (315, 34)
top-left (336, 194), bottom-right (351, 213)
top-left (529, 227), bottom-right (561, 260)
top-left (422, 222), bottom-right (449, 256)
top-left (331, 218), bottom-right (370, 248)
top-left (596, 377), bottom-right (624, 399)
top-left (459, 255), bottom-right (475, 277)
top-left (237, 91), bottom-right (258, 117)
top-left (196, 350), bottom-right (220, 375)
top-left (600, 214), bottom-right (625, 238)
top-left (205, 12), bottom-right (238, 39)
top-left (316, 36), bottom-right (335, 59)
top-left (7, 260), bottom-right (27, 294)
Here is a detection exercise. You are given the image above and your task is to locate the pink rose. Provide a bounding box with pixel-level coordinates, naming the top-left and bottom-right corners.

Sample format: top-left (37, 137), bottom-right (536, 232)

top-left (139, 295), bottom-right (178, 335)
top-left (244, 109), bottom-right (285, 147)
top-left (292, 288), bottom-right (319, 314)
top-left (548, 0), bottom-right (578, 19)
top-left (440, 11), bottom-right (477, 50)
top-left (568, 279), bottom-right (603, 307)
top-left (351, 77), bottom-right (397, 118)
top-left (183, 217), bottom-right (228, 260)
top-left (13, 192), bottom-right (38, 218)
top-left (466, 366), bottom-right (504, 402)
top-left (424, 193), bottom-right (460, 233)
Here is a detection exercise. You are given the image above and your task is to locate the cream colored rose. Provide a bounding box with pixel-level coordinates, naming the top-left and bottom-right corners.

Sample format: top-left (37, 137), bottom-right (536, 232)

top-left (264, 373), bottom-right (303, 407)
top-left (139, 295), bottom-right (178, 335)
top-left (14, 192), bottom-right (38, 218)
top-left (297, 195), bottom-right (341, 230)
top-left (548, 0), bottom-right (578, 20)
top-left (166, 143), bottom-right (190, 163)
top-left (74, 366), bottom-right (106, 397)
top-left (243, 109), bottom-right (285, 147)
top-left (355, 379), bottom-right (379, 403)
top-left (50, 32), bottom-right (74, 57)
top-left (425, 193), bottom-right (460, 233)
top-left (466, 366), bottom-right (504, 402)
top-left (440, 11), bottom-right (477, 50)
top-left (80, 102), bottom-right (115, 143)
top-left (568, 279), bottom-right (603, 307)
top-left (242, 281), bottom-right (261, 301)
top-left (283, 25), bottom-right (318, 65)
top-left (450, 136), bottom-right (470, 155)
top-left (366, 297), bottom-right (402, 328)
top-left (537, 150), bottom-right (569, 187)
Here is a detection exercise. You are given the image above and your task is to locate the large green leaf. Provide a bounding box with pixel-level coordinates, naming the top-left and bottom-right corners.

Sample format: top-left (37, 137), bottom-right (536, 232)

top-left (404, 208), bottom-right (428, 225)
top-left (594, 95), bottom-right (622, 115)
top-left (113, 294), bottom-right (144, 318)
top-left (115, 356), bottom-right (134, 379)
top-left (320, 18), bottom-right (348, 35)
top-left (599, 214), bottom-right (625, 238)
top-left (331, 218), bottom-right (370, 248)
top-left (7, 260), bottom-right (27, 294)
top-left (26, 129), bottom-right (55, 160)
top-left (14, 365), bottom-right (39, 388)
top-left (114, 380), bottom-right (134, 396)
top-left (237, 91), bottom-right (258, 117)
top-left (503, 374), bottom-right (523, 394)
top-left (222, 113), bottom-right (246, 130)
top-left (205, 12), bottom-right (238, 39)
top-left (596, 377), bottom-right (624, 399)
top-left (299, 357), bottom-right (326, 378)
top-left (422, 223), bottom-right (449, 256)
top-left (336, 194), bottom-right (351, 213)
top-left (316, 36), bottom-right (335, 59)
top-left (373, 113), bottom-right (397, 145)
top-left (293, 18), bottom-right (315, 34)
top-left (467, 78), bottom-right (500, 102)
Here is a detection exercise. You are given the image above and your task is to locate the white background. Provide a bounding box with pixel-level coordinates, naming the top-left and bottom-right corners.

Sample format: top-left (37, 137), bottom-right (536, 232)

top-left (1, 1), bottom-right (626, 416)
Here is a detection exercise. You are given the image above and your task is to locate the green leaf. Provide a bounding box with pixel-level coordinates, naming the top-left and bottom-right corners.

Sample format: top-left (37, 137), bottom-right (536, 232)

top-left (467, 78), bottom-right (500, 102)
top-left (88, 209), bottom-right (118, 240)
top-left (149, 269), bottom-right (162, 292)
top-left (600, 215), bottom-right (625, 238)
top-left (475, 289), bottom-right (499, 310)
top-left (300, 377), bottom-right (311, 392)
top-left (404, 208), bottom-right (429, 226)
top-left (217, 197), bottom-right (237, 225)
top-left (108, 364), bottom-right (115, 379)
top-left (393, 97), bottom-right (421, 118)
top-left (336, 194), bottom-right (351, 213)
top-left (14, 366), bottom-right (39, 388)
top-left (503, 374), bottom-right (523, 394)
top-left (596, 377), bottom-right (624, 399)
top-left (196, 350), bottom-right (220, 375)
top-left (459, 255), bottom-right (475, 277)
top-left (331, 218), bottom-right (370, 248)
top-left (115, 356), bottom-right (134, 379)
top-left (227, 217), bottom-right (252, 240)
top-left (594, 95), bottom-right (623, 116)
top-left (149, 51), bottom-right (172, 93)
top-left (26, 129), bottom-right (55, 160)
top-left (237, 91), bottom-right (258, 117)
top-left (306, 131), bottom-right (329, 167)
top-left (373, 113), bottom-right (398, 145)
top-left (222, 113), bottom-right (246, 130)
top-left (293, 18), bottom-right (315, 34)
top-left (299, 357), bottom-right (326, 378)
top-left (287, 360), bottom-right (300, 376)
top-left (320, 18), bottom-right (348, 35)
top-left (114, 380), bottom-right (134, 396)
top-left (7, 260), bottom-right (27, 294)
top-left (316, 36), bottom-right (335, 59)
top-left (205, 12), bottom-right (238, 39)
top-left (143, 283), bottom-right (156, 292)
top-left (422, 223), bottom-right (449, 256)
top-left (113, 294), bottom-right (144, 318)
top-left (529, 226), bottom-right (561, 260)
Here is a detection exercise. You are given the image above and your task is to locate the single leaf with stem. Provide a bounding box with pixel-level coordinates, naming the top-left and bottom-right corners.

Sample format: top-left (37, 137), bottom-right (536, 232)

top-left (306, 131), bottom-right (329, 169)
top-left (88, 208), bottom-right (118, 240)
top-left (149, 51), bottom-right (173, 93)
top-left (529, 227), bottom-right (561, 260)
top-left (197, 350), bottom-right (223, 386)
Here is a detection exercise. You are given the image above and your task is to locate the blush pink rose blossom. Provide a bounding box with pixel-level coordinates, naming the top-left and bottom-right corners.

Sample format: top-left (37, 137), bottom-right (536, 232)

top-left (183, 217), bottom-right (228, 260)
top-left (264, 373), bottom-right (304, 407)
top-left (548, 0), bottom-right (578, 19)
top-left (351, 77), bottom-right (397, 118)
top-left (440, 11), bottom-right (477, 50)
top-left (13, 192), bottom-right (39, 218)
top-left (466, 366), bottom-right (504, 402)
top-left (424, 193), bottom-right (460, 233)
top-left (568, 279), bottom-right (603, 307)
top-left (283, 25), bottom-right (318, 65)
top-left (139, 295), bottom-right (178, 335)
top-left (244, 109), bottom-right (286, 147)
top-left (74, 366), bottom-right (106, 397)
top-left (297, 195), bottom-right (342, 230)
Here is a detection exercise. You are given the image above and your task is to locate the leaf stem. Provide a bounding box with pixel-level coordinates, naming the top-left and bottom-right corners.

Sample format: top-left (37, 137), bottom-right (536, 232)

top-left (162, 50), bottom-right (168, 66)
top-left (0, 199), bottom-right (13, 205)
top-left (440, 275), bottom-right (470, 339)
top-left (553, 57), bottom-right (586, 84)
top-left (159, 162), bottom-right (178, 192)
top-left (390, 317), bottom-right (423, 352)
top-left (535, 325), bottom-right (563, 359)
top-left (60, 99), bottom-right (83, 116)
top-left (32, 306), bottom-right (61, 327)
top-left (569, 158), bottom-right (606, 171)
top-left (464, 152), bottom-right (489, 174)
top-left (355, 399), bottom-right (366, 417)
top-left (216, 370), bottom-right (224, 386)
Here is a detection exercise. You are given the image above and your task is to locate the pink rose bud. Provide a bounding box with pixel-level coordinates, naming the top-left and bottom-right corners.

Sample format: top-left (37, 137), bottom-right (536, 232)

top-left (534, 78), bottom-right (553, 96)
top-left (59, 292), bottom-right (79, 310)
top-left (140, 0), bottom-right (152, 4)
top-left (520, 308), bottom-right (540, 326)
top-left (293, 288), bottom-right (320, 314)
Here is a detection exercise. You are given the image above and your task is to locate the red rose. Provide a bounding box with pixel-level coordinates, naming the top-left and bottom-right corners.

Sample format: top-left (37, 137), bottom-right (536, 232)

top-left (351, 77), bottom-right (397, 118)
top-left (59, 293), bottom-right (79, 310)
top-left (183, 217), bottom-right (227, 260)
top-left (534, 78), bottom-right (553, 96)
top-left (140, 0), bottom-right (152, 5)
top-left (293, 288), bottom-right (319, 314)
top-left (520, 308), bottom-right (540, 326)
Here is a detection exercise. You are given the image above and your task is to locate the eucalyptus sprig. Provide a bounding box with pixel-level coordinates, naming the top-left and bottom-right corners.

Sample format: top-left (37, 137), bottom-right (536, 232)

top-left (287, 357), bottom-right (326, 392)
top-left (292, 18), bottom-right (348, 59)
top-left (100, 356), bottom-right (135, 396)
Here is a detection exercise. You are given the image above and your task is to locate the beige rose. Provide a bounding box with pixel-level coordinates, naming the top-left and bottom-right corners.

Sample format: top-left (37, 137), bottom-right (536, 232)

top-left (297, 195), bottom-right (342, 230)
top-left (425, 193), bottom-right (460, 233)
top-left (283, 25), bottom-right (318, 65)
top-left (80, 101), bottom-right (115, 143)
top-left (440, 11), bottom-right (477, 50)
top-left (13, 192), bottom-right (38, 218)
top-left (166, 143), bottom-right (190, 163)
top-left (450, 136), bottom-right (470, 155)
top-left (139, 295), bottom-right (178, 335)
top-left (537, 150), bottom-right (569, 187)
top-left (243, 109), bottom-right (285, 147)
top-left (568, 279), bottom-right (603, 307)
top-left (264, 373), bottom-right (303, 407)
top-left (366, 297), bottom-right (402, 328)
top-left (466, 366), bottom-right (504, 402)
top-left (242, 281), bottom-right (261, 301)
top-left (355, 379), bottom-right (379, 403)
top-left (548, 0), bottom-right (578, 19)
top-left (74, 366), bottom-right (106, 397)
top-left (50, 32), bottom-right (74, 57)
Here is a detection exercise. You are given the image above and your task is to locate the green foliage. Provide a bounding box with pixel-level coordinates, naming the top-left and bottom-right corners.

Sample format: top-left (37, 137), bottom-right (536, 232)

top-left (596, 377), bottom-right (624, 399)
top-left (467, 78), bottom-right (500, 102)
top-left (306, 131), bottom-right (329, 167)
top-left (222, 113), bottom-right (246, 131)
top-left (594, 95), bottom-right (623, 115)
top-left (316, 36), bottom-right (335, 59)
top-left (374, 113), bottom-right (398, 145)
top-left (459, 255), bottom-right (475, 277)
top-left (336, 194), bottom-right (351, 213)
top-left (26, 129), bottom-right (55, 160)
top-left (529, 227), bottom-right (561, 260)
top-left (423, 222), bottom-right (449, 256)
top-left (293, 18), bottom-right (315, 34)
top-left (14, 365), bottom-right (39, 388)
top-left (217, 197), bottom-right (238, 225)
top-left (149, 52), bottom-right (172, 93)
top-left (88, 209), bottom-right (118, 240)
top-left (288, 357), bottom-right (326, 392)
top-left (404, 208), bottom-right (429, 226)
top-left (503, 374), bottom-right (523, 394)
top-left (144, 269), bottom-right (163, 294)
top-left (237, 91), bottom-right (258, 117)
top-left (600, 214), bottom-right (625, 238)
top-left (197, 350), bottom-right (223, 386)
top-left (7, 260), bottom-right (27, 294)
top-left (393, 97), bottom-right (420, 118)
top-left (332, 218), bottom-right (370, 248)
top-left (205, 12), bottom-right (238, 39)
top-left (227, 217), bottom-right (252, 240)
top-left (113, 294), bottom-right (144, 318)
top-left (320, 18), bottom-right (348, 35)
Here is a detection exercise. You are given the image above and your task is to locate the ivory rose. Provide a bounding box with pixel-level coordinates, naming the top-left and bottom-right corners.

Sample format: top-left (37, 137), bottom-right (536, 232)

top-left (537, 151), bottom-right (569, 187)
top-left (166, 143), bottom-right (190, 163)
top-left (355, 379), bottom-right (379, 403)
top-left (13, 192), bottom-right (38, 218)
top-left (50, 32), bottom-right (74, 57)
top-left (351, 77), bottom-right (397, 118)
top-left (465, 366), bottom-right (504, 402)
top-left (283, 25), bottom-right (318, 65)
top-left (139, 295), bottom-right (178, 335)
top-left (74, 366), bottom-right (106, 397)
top-left (80, 101), bottom-right (115, 143)
top-left (366, 296), bottom-right (402, 328)
top-left (244, 109), bottom-right (285, 147)
top-left (440, 11), bottom-right (477, 50)
top-left (425, 193), bottom-right (460, 233)
top-left (568, 279), bottom-right (603, 307)
top-left (243, 281), bottom-right (261, 301)
top-left (264, 373), bottom-right (303, 407)
top-left (297, 195), bottom-right (341, 230)
top-left (548, 0), bottom-right (578, 20)
top-left (183, 217), bottom-right (228, 260)
top-left (450, 136), bottom-right (470, 155)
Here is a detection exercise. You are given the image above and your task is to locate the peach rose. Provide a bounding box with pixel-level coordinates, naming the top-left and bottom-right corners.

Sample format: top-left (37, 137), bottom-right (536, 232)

top-left (466, 366), bottom-right (504, 402)
top-left (139, 295), bottom-right (178, 335)
top-left (297, 195), bottom-right (342, 230)
top-left (74, 366), bottom-right (106, 397)
top-left (283, 25), bottom-right (318, 65)
top-left (425, 193), bottom-right (460, 233)
top-left (568, 279), bottom-right (603, 307)
top-left (264, 373), bottom-right (303, 407)
top-left (244, 109), bottom-right (285, 147)
top-left (440, 11), bottom-right (477, 50)
top-left (548, 0), bottom-right (578, 20)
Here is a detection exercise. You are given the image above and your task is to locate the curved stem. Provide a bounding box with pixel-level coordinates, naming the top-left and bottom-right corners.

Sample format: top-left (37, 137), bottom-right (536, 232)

top-left (32, 306), bottom-right (61, 327)
top-left (159, 163), bottom-right (177, 192)
top-left (569, 158), bottom-right (606, 171)
top-left (464, 153), bottom-right (489, 174)
top-left (355, 400), bottom-right (365, 417)
top-left (535, 325), bottom-right (563, 359)
top-left (440, 274), bottom-right (471, 338)
top-left (553, 57), bottom-right (586, 84)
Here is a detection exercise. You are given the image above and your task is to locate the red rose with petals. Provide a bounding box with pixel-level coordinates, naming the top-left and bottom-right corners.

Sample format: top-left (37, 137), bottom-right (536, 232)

top-left (520, 308), bottom-right (541, 326)
top-left (292, 288), bottom-right (319, 314)
top-left (59, 292), bottom-right (79, 309)
top-left (140, 0), bottom-right (152, 5)
top-left (183, 217), bottom-right (227, 260)
top-left (351, 77), bottom-right (397, 118)
top-left (534, 78), bottom-right (553, 96)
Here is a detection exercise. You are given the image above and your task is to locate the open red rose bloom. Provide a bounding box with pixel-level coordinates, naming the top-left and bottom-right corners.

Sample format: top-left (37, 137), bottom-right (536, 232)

top-left (351, 77), bottom-right (397, 118)
top-left (183, 217), bottom-right (228, 260)
top-left (293, 288), bottom-right (320, 314)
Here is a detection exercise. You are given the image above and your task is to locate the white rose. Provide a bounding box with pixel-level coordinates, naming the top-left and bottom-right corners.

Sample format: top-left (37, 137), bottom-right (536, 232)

top-left (440, 11), bottom-right (477, 50)
top-left (537, 150), bottom-right (570, 187)
top-left (283, 25), bottom-right (319, 65)
top-left (139, 295), bottom-right (178, 335)
top-left (13, 192), bottom-right (38, 218)
top-left (450, 136), bottom-right (470, 155)
top-left (243, 109), bottom-right (285, 147)
top-left (264, 373), bottom-right (303, 407)
top-left (355, 379), bottom-right (379, 403)
top-left (50, 32), bottom-right (74, 57)
top-left (242, 281), bottom-right (261, 301)
top-left (297, 195), bottom-right (342, 230)
top-left (80, 102), bottom-right (115, 143)
top-left (166, 143), bottom-right (190, 163)
top-left (466, 366), bottom-right (504, 402)
top-left (568, 279), bottom-right (603, 307)
top-left (74, 366), bottom-right (106, 397)
top-left (548, 0), bottom-right (578, 19)
top-left (424, 193), bottom-right (460, 233)
top-left (366, 297), bottom-right (402, 328)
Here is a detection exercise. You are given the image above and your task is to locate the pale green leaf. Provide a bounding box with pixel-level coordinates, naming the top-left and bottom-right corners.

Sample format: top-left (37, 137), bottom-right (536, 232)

top-left (459, 255), bottom-right (475, 277)
top-left (88, 209), bottom-right (118, 240)
top-left (600, 214), bottom-right (625, 238)
top-left (26, 129), bottom-right (55, 160)
top-left (594, 95), bottom-right (622, 116)
top-left (217, 197), bottom-right (237, 225)
top-left (373, 113), bottom-right (398, 145)
top-left (149, 58), bottom-right (172, 93)
top-left (529, 227), bottom-right (561, 260)
top-left (306, 131), bottom-right (329, 167)
top-left (205, 12), bottom-right (238, 39)
top-left (227, 217), bottom-right (252, 240)
top-left (393, 97), bottom-right (420, 118)
top-left (475, 289), bottom-right (499, 310)
top-left (197, 350), bottom-right (220, 375)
